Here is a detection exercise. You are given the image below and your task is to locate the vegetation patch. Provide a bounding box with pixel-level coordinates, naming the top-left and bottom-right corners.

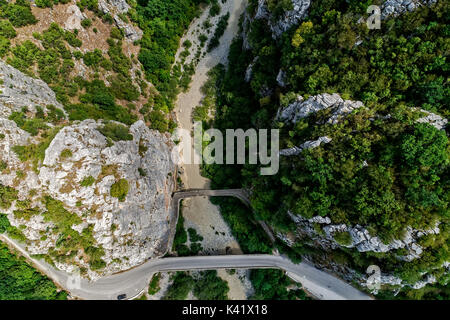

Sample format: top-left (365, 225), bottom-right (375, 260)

top-left (80, 176), bottom-right (95, 187)
top-left (110, 179), bottom-right (129, 202)
top-left (97, 122), bottom-right (133, 142)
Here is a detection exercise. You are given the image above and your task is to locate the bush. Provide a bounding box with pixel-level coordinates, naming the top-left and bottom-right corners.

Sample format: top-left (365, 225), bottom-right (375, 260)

top-left (188, 227), bottom-right (203, 242)
top-left (110, 179), bottom-right (129, 202)
top-left (207, 12), bottom-right (229, 52)
top-left (81, 18), bottom-right (92, 28)
top-left (334, 231), bottom-right (353, 246)
top-left (163, 272), bottom-right (194, 300)
top-left (0, 183), bottom-right (18, 209)
top-left (148, 273), bottom-right (161, 295)
top-left (35, 0), bottom-right (54, 8)
top-left (97, 122), bottom-right (133, 141)
top-left (60, 149), bottom-right (73, 159)
top-left (1, 1), bottom-right (38, 27)
top-left (250, 269), bottom-right (308, 300)
top-left (80, 176), bottom-right (95, 187)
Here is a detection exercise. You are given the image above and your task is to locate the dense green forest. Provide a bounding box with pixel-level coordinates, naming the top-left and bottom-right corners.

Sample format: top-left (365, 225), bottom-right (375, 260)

top-left (202, 0), bottom-right (449, 299)
top-left (0, 242), bottom-right (67, 300)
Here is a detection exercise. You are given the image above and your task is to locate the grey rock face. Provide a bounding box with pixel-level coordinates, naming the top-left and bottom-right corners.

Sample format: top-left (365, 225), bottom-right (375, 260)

top-left (64, 4), bottom-right (87, 30)
top-left (416, 109), bottom-right (448, 130)
top-left (279, 136), bottom-right (331, 156)
top-left (382, 0), bottom-right (438, 18)
top-left (270, 0), bottom-right (311, 38)
top-left (277, 93), bottom-right (364, 125)
top-left (276, 69), bottom-right (287, 87)
top-left (113, 15), bottom-right (143, 42)
top-left (0, 61), bottom-right (66, 118)
top-left (98, 0), bottom-right (143, 41)
top-left (244, 57), bottom-right (259, 83)
top-left (287, 211), bottom-right (441, 259)
top-left (253, 0), bottom-right (311, 39)
top-left (284, 212), bottom-right (445, 291)
top-left (37, 120), bottom-right (176, 276)
top-left (98, 0), bottom-right (130, 14)
top-left (0, 117), bottom-right (177, 279)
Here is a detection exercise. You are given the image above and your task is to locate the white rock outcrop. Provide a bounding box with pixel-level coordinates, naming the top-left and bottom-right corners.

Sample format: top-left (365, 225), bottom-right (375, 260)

top-left (382, 0), bottom-right (438, 18)
top-left (64, 4), bottom-right (87, 30)
top-left (39, 120), bottom-right (176, 274)
top-left (288, 211), bottom-right (441, 259)
top-left (416, 109), bottom-right (448, 130)
top-left (254, 0), bottom-right (311, 39)
top-left (279, 136), bottom-right (331, 156)
top-left (242, 0), bottom-right (311, 48)
top-left (270, 0), bottom-right (311, 38)
top-left (1, 117), bottom-right (177, 278)
top-left (98, 0), bottom-right (143, 41)
top-left (277, 93), bottom-right (364, 124)
top-left (0, 61), bottom-right (66, 118)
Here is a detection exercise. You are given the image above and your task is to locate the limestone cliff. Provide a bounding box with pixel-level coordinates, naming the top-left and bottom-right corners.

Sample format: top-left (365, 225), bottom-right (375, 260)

top-left (0, 62), bottom-right (177, 279)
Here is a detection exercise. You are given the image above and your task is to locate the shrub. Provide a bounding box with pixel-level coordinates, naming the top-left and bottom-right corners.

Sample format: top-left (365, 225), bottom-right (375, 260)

top-left (80, 176), bottom-right (95, 187)
top-left (97, 122), bottom-right (133, 141)
top-left (81, 18), bottom-right (92, 28)
top-left (0, 183), bottom-right (18, 209)
top-left (163, 272), bottom-right (194, 300)
top-left (193, 270), bottom-right (229, 300)
top-left (110, 27), bottom-right (123, 40)
top-left (333, 231), bottom-right (353, 246)
top-left (148, 273), bottom-right (161, 295)
top-left (207, 12), bottom-right (229, 52)
top-left (110, 179), bottom-right (129, 202)
top-left (138, 168), bottom-right (147, 177)
top-left (1, 1), bottom-right (38, 27)
top-left (60, 149), bottom-right (73, 159)
top-left (188, 227), bottom-right (203, 242)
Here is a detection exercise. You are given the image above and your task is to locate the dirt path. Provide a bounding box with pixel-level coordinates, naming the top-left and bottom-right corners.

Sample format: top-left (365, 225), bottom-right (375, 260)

top-left (173, 0), bottom-right (249, 299)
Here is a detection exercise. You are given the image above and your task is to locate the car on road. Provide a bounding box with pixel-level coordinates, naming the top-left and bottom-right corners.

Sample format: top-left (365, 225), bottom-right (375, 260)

top-left (117, 294), bottom-right (127, 300)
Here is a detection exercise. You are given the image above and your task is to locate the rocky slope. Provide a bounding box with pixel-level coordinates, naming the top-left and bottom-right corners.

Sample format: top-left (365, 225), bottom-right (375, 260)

top-left (276, 92), bottom-right (448, 291)
top-left (239, 0), bottom-right (449, 295)
top-left (0, 61), bottom-right (66, 118)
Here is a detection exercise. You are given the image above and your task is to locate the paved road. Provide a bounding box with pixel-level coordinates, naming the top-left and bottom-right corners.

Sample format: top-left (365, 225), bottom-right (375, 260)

top-left (0, 234), bottom-right (372, 300)
top-left (2, 189), bottom-right (371, 300)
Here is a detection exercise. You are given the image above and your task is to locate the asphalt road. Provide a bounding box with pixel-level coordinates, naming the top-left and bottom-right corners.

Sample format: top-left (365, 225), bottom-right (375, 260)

top-left (0, 234), bottom-right (371, 300)
top-left (67, 254), bottom-right (372, 300)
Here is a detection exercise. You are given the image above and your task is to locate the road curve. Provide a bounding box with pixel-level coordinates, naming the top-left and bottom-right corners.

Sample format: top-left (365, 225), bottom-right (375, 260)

top-left (61, 254), bottom-right (373, 300)
top-left (1, 233), bottom-right (371, 300)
